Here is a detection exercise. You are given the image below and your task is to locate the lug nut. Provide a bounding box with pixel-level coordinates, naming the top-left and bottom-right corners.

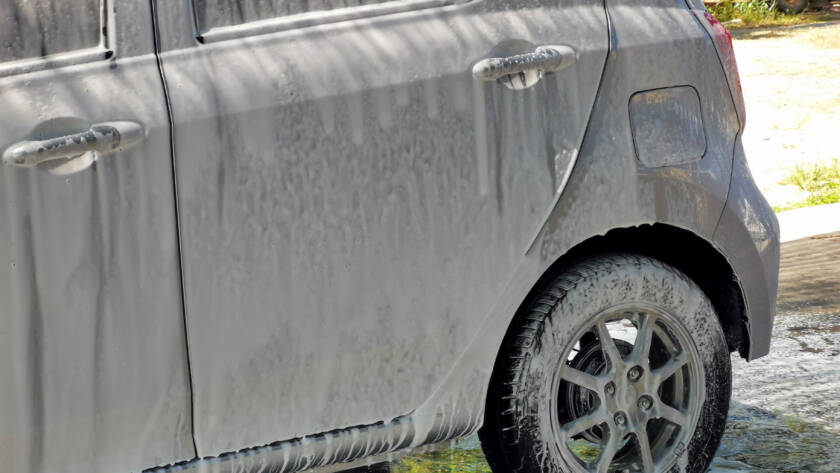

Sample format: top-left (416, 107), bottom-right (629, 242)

top-left (605, 382), bottom-right (616, 397)
top-left (639, 395), bottom-right (653, 411)
top-left (614, 412), bottom-right (627, 426)
top-left (627, 366), bottom-right (643, 382)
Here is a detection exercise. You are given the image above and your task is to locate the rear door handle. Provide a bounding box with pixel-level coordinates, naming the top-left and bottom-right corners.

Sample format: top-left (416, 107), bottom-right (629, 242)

top-left (472, 45), bottom-right (576, 89)
top-left (3, 121), bottom-right (144, 168)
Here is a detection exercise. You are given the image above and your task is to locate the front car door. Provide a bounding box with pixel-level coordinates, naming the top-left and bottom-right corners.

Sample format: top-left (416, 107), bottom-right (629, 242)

top-left (0, 1), bottom-right (193, 472)
top-left (155, 0), bottom-right (608, 457)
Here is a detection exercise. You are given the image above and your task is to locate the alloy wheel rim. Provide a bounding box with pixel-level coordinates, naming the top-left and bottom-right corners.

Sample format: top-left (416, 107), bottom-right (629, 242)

top-left (550, 303), bottom-right (704, 473)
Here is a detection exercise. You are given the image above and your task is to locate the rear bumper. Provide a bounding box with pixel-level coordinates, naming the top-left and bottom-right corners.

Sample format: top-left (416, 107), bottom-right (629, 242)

top-left (712, 140), bottom-right (781, 360)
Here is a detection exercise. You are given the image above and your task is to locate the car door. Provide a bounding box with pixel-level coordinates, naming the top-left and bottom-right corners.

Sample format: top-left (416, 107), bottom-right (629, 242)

top-left (0, 1), bottom-right (193, 472)
top-left (155, 0), bottom-right (608, 457)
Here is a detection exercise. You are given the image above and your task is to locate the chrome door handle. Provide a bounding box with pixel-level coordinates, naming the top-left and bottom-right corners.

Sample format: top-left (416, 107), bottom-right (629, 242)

top-left (3, 121), bottom-right (144, 168)
top-left (472, 45), bottom-right (576, 89)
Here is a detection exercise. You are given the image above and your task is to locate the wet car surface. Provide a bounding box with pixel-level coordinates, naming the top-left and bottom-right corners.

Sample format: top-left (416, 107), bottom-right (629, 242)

top-left (388, 233), bottom-right (840, 473)
top-left (0, 2), bottom-right (783, 471)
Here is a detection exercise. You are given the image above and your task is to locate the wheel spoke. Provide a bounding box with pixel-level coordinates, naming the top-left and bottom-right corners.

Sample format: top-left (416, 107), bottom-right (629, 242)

top-left (596, 322), bottom-right (623, 371)
top-left (561, 409), bottom-right (606, 438)
top-left (630, 312), bottom-right (655, 362)
top-left (652, 352), bottom-right (688, 387)
top-left (658, 402), bottom-right (689, 428)
top-left (593, 428), bottom-right (620, 473)
top-left (636, 426), bottom-right (655, 472)
top-left (560, 365), bottom-right (601, 392)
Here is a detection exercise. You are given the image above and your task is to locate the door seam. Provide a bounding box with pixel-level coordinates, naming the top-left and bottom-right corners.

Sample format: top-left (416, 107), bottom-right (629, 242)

top-left (524, 0), bottom-right (613, 254)
top-left (148, 0), bottom-right (199, 459)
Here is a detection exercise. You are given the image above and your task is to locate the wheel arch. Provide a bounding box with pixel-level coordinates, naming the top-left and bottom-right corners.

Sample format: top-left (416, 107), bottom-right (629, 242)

top-left (497, 223), bottom-right (749, 374)
top-left (476, 223), bottom-right (747, 464)
top-left (414, 223), bottom-right (750, 448)
top-left (479, 242), bottom-right (736, 473)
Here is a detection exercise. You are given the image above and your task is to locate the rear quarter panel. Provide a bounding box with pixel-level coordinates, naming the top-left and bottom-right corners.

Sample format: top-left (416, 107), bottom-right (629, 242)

top-left (415, 0), bottom-right (744, 439)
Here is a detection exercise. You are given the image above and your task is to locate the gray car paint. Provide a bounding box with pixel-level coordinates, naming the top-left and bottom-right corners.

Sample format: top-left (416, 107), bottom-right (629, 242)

top-left (154, 0), bottom-right (610, 459)
top-left (0, 0), bottom-right (101, 63)
top-left (628, 86), bottom-right (707, 167)
top-left (147, 2), bottom-right (779, 472)
top-left (0, 0), bottom-right (780, 472)
top-left (0, 1), bottom-right (194, 472)
top-left (712, 141), bottom-right (780, 359)
top-left (409, 0), bottom-right (763, 455)
top-left (413, 0), bottom-right (778, 454)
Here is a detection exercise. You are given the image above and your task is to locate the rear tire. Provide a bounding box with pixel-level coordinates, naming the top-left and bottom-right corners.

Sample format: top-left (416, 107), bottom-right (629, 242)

top-left (776, 0), bottom-right (809, 13)
top-left (479, 254), bottom-right (731, 473)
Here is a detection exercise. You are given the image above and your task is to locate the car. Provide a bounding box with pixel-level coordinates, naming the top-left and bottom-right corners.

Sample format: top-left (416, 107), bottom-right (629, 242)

top-left (775, 0), bottom-right (810, 14)
top-left (0, 0), bottom-right (779, 472)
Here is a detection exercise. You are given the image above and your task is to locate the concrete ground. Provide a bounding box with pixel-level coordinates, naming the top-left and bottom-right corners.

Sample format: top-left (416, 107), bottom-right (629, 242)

top-left (776, 202), bottom-right (840, 242)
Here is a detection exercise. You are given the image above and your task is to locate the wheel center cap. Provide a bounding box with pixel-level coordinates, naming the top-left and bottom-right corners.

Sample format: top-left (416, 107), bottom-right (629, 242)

top-left (617, 382), bottom-right (638, 410)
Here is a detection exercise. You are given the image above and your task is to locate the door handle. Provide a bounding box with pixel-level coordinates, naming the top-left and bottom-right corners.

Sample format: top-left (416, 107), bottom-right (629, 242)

top-left (472, 45), bottom-right (576, 89)
top-left (2, 121), bottom-right (144, 168)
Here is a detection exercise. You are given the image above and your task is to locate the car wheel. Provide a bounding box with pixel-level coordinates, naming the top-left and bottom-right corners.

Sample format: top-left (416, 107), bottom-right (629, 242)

top-left (775, 0), bottom-right (809, 14)
top-left (479, 254), bottom-right (731, 473)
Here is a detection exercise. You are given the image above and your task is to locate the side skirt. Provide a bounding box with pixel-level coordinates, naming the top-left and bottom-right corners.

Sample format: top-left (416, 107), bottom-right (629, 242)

top-left (143, 416), bottom-right (422, 473)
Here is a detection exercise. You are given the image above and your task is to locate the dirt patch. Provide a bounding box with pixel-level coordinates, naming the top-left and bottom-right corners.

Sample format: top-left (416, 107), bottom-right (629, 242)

top-left (777, 232), bottom-right (840, 313)
top-left (734, 20), bottom-right (840, 46)
top-left (734, 22), bottom-right (840, 206)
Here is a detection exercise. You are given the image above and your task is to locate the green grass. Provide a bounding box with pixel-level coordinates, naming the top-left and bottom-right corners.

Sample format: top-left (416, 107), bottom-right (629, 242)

top-left (391, 437), bottom-right (604, 473)
top-left (392, 445), bottom-right (492, 473)
top-left (708, 1), bottom-right (821, 29)
top-left (774, 159), bottom-right (840, 212)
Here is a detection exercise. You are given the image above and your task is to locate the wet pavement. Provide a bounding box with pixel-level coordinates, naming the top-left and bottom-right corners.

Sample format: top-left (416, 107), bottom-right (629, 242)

top-left (390, 232), bottom-right (840, 473)
top-left (712, 232), bottom-right (840, 472)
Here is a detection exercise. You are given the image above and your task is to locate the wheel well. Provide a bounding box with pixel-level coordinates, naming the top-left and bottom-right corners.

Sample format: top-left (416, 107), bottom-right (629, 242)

top-left (522, 223), bottom-right (749, 358)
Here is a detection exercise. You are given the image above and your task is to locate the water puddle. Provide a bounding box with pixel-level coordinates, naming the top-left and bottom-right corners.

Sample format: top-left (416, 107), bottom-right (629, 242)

top-left (710, 402), bottom-right (840, 472)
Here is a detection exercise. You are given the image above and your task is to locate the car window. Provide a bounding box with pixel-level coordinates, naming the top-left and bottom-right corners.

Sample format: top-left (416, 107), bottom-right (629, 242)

top-left (0, 0), bottom-right (102, 63)
top-left (194, 0), bottom-right (393, 30)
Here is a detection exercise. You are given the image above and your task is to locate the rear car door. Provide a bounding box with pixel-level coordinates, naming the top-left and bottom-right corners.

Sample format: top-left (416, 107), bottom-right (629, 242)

top-left (0, 1), bottom-right (193, 472)
top-left (155, 0), bottom-right (608, 456)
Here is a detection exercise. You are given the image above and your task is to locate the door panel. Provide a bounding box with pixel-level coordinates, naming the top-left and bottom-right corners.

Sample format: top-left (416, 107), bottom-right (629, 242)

top-left (157, 0), bottom-right (607, 455)
top-left (0, 1), bottom-right (193, 472)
